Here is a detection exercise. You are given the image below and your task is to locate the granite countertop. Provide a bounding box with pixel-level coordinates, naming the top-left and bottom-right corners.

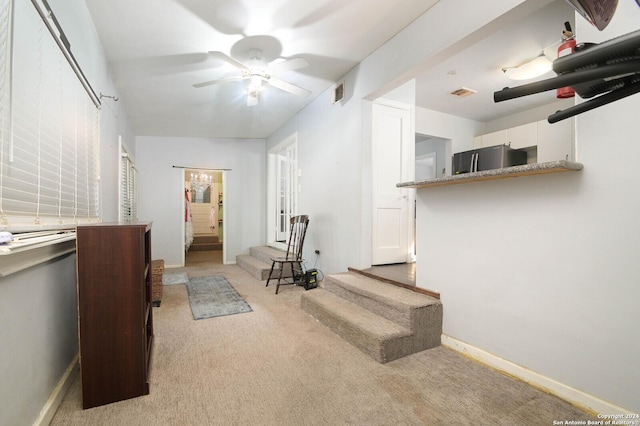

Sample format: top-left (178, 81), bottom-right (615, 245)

top-left (397, 160), bottom-right (584, 189)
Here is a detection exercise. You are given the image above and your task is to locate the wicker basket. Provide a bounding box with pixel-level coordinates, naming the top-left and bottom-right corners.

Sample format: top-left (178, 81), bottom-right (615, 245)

top-left (151, 259), bottom-right (164, 306)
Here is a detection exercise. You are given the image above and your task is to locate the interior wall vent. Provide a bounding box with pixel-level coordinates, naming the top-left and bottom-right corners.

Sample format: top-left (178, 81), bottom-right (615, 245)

top-left (449, 87), bottom-right (477, 98)
top-left (332, 81), bottom-right (345, 104)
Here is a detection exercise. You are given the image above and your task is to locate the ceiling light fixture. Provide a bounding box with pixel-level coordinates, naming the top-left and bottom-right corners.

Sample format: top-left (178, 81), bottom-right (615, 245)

top-left (247, 74), bottom-right (264, 106)
top-left (248, 74), bottom-right (263, 91)
top-left (190, 171), bottom-right (212, 192)
top-left (194, 48), bottom-right (311, 108)
top-left (502, 53), bottom-right (553, 81)
top-left (247, 89), bottom-right (259, 107)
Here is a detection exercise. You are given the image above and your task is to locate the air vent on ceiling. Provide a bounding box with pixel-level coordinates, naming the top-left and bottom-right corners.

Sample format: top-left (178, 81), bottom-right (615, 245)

top-left (449, 87), bottom-right (477, 98)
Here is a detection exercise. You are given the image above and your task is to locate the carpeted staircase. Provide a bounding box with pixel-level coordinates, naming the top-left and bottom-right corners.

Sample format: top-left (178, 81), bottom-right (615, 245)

top-left (189, 234), bottom-right (222, 251)
top-left (236, 246), bottom-right (293, 280)
top-left (301, 271), bottom-right (442, 363)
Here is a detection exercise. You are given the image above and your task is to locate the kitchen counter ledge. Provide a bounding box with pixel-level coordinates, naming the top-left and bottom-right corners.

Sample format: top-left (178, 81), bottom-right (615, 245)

top-left (397, 160), bottom-right (583, 189)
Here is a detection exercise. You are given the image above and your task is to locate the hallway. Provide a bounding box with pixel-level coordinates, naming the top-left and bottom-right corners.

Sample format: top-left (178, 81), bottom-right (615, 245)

top-left (51, 259), bottom-right (597, 425)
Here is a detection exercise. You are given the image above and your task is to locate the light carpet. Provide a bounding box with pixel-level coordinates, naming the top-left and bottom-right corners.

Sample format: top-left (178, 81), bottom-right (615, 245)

top-left (50, 263), bottom-right (598, 425)
top-left (162, 272), bottom-right (189, 285)
top-left (186, 275), bottom-right (253, 320)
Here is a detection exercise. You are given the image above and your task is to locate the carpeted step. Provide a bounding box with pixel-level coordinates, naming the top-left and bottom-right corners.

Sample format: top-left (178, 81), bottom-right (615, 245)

top-left (249, 246), bottom-right (287, 264)
top-left (189, 234), bottom-right (222, 251)
top-left (236, 254), bottom-right (273, 280)
top-left (302, 271), bottom-right (442, 363)
top-left (301, 289), bottom-right (414, 363)
top-left (189, 242), bottom-right (222, 251)
top-left (236, 246), bottom-right (295, 281)
top-left (193, 235), bottom-right (219, 244)
top-left (323, 271), bottom-right (441, 331)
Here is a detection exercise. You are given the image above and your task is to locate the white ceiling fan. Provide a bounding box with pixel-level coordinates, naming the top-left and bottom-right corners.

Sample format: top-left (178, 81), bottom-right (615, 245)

top-left (193, 48), bottom-right (311, 106)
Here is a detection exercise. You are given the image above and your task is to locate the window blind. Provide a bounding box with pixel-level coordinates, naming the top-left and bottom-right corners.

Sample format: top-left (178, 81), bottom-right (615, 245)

top-left (0, 0), bottom-right (100, 233)
top-left (119, 139), bottom-right (137, 222)
top-left (0, 0), bottom-right (11, 226)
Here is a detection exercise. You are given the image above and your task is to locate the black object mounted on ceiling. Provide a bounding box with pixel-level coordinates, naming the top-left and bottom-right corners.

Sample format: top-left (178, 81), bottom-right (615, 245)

top-left (494, 29), bottom-right (640, 123)
top-left (564, 0), bottom-right (618, 31)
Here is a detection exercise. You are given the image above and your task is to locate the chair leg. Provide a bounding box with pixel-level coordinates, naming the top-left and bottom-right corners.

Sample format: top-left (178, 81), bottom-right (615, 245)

top-left (275, 262), bottom-right (285, 295)
top-left (293, 261), bottom-right (303, 283)
top-left (266, 261), bottom-right (276, 287)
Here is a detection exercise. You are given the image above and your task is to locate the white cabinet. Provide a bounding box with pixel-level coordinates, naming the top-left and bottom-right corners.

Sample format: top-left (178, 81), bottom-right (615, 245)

top-left (537, 118), bottom-right (574, 162)
top-left (473, 118), bottom-right (573, 163)
top-left (507, 122), bottom-right (537, 149)
top-left (483, 130), bottom-right (507, 147)
top-left (475, 123), bottom-right (536, 150)
top-left (474, 129), bottom-right (506, 148)
top-left (473, 135), bottom-right (482, 148)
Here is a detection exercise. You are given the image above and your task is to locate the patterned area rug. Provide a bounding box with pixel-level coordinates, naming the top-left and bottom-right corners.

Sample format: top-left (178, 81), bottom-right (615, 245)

top-left (185, 275), bottom-right (253, 320)
top-left (163, 272), bottom-right (189, 285)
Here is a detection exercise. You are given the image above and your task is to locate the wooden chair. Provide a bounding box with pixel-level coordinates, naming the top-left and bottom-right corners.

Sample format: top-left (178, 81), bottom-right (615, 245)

top-left (266, 215), bottom-right (309, 294)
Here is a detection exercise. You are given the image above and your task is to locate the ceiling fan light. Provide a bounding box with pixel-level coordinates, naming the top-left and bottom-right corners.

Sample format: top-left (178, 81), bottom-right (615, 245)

top-left (502, 54), bottom-right (553, 81)
top-left (247, 90), bottom-right (259, 107)
top-left (249, 75), bottom-right (263, 91)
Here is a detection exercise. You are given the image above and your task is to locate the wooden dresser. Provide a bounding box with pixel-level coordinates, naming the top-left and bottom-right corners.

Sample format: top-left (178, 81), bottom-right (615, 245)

top-left (76, 222), bottom-right (154, 409)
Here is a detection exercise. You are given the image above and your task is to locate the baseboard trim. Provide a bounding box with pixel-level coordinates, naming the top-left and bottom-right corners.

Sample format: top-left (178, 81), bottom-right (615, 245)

top-left (441, 335), bottom-right (632, 416)
top-left (33, 354), bottom-right (78, 426)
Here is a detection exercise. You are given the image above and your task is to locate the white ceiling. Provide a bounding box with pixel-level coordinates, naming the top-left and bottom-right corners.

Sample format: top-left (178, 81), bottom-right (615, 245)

top-left (85, 0), bottom-right (576, 139)
top-left (415, 0), bottom-right (575, 123)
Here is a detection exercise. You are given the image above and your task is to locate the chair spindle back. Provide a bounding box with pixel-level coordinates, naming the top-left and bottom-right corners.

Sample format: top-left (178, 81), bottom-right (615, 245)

top-left (285, 215), bottom-right (309, 261)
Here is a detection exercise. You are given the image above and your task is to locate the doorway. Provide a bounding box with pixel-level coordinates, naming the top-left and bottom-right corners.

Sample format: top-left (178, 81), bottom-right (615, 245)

top-left (415, 134), bottom-right (448, 180)
top-left (184, 169), bottom-right (224, 266)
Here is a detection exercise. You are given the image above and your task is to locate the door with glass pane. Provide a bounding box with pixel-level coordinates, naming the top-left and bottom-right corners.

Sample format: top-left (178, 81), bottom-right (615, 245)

top-left (275, 143), bottom-right (296, 242)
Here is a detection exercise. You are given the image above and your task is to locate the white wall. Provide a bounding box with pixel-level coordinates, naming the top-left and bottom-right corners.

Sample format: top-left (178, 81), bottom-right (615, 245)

top-left (0, 1), bottom-right (133, 425)
top-left (482, 98), bottom-right (573, 134)
top-left (268, 80), bottom-right (366, 273)
top-left (268, 0), bottom-right (529, 274)
top-left (99, 102), bottom-right (137, 222)
top-left (0, 254), bottom-right (78, 426)
top-left (136, 137), bottom-right (266, 267)
top-left (416, 2), bottom-right (640, 414)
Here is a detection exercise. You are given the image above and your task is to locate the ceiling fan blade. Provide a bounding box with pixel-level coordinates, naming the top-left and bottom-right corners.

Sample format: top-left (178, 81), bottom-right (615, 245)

top-left (208, 51), bottom-right (250, 72)
top-left (269, 58), bottom-right (309, 73)
top-left (268, 78), bottom-right (311, 98)
top-left (193, 76), bottom-right (243, 88)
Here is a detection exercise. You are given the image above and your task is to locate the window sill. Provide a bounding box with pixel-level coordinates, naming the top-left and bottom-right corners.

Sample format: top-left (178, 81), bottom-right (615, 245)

top-left (0, 233), bottom-right (76, 277)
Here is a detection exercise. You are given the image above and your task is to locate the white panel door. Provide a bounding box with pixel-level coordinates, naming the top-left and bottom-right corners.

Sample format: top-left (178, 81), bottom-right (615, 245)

top-left (372, 102), bottom-right (411, 265)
